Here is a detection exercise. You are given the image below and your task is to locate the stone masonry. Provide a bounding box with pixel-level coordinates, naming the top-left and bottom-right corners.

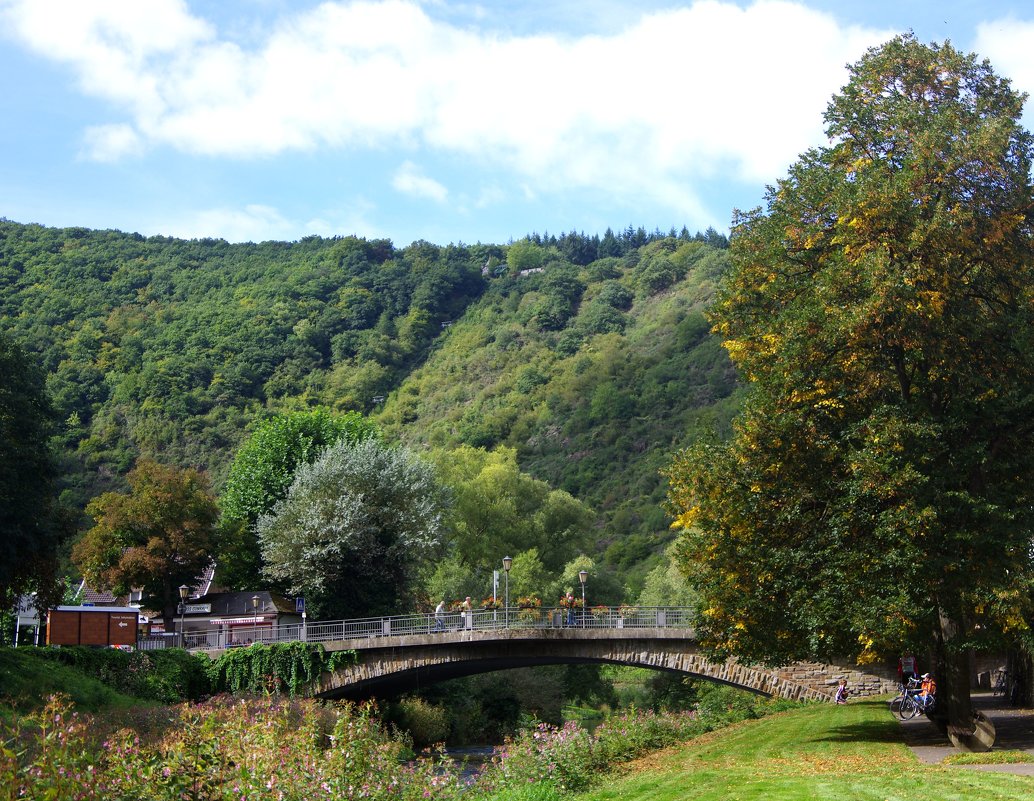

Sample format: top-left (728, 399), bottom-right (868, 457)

top-left (305, 628), bottom-right (897, 702)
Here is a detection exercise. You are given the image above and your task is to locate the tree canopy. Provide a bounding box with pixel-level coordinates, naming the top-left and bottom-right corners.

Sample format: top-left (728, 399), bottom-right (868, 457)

top-left (258, 437), bottom-right (447, 618)
top-left (72, 459), bottom-right (219, 629)
top-left (0, 330), bottom-right (65, 620)
top-left (433, 445), bottom-right (594, 572)
top-left (667, 35), bottom-right (1034, 732)
top-left (217, 407), bottom-right (379, 589)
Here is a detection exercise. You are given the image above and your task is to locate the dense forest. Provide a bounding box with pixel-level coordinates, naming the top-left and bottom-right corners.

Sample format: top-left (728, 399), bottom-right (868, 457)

top-left (0, 217), bottom-right (736, 597)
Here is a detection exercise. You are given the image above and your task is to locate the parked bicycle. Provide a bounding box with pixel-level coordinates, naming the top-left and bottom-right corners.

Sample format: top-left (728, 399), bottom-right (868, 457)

top-left (888, 676), bottom-right (922, 716)
top-left (896, 688), bottom-right (936, 719)
top-left (992, 669), bottom-right (1011, 698)
top-left (992, 668), bottom-right (1026, 706)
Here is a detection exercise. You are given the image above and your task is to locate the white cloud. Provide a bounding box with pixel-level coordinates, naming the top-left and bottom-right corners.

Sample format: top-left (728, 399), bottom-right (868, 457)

top-left (153, 200), bottom-right (386, 243)
top-left (161, 204), bottom-right (297, 242)
top-left (2, 0), bottom-right (895, 209)
top-left (974, 18), bottom-right (1034, 130)
top-left (393, 160), bottom-right (449, 202)
top-left (80, 123), bottom-right (143, 162)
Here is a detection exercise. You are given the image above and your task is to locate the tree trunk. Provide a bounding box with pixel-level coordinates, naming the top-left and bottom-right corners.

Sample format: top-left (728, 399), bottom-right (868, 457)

top-left (165, 601), bottom-right (180, 635)
top-left (933, 606), bottom-right (997, 751)
top-left (933, 607), bottom-right (973, 731)
top-left (1007, 647), bottom-right (1032, 707)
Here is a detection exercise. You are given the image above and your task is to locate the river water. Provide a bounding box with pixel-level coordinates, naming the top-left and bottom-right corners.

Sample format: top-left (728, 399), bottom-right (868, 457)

top-left (441, 745), bottom-right (497, 783)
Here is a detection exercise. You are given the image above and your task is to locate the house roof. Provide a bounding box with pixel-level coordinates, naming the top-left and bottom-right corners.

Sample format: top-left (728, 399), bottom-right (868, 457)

top-left (75, 561), bottom-right (221, 608)
top-left (79, 582), bottom-right (121, 606)
top-left (187, 590), bottom-right (299, 617)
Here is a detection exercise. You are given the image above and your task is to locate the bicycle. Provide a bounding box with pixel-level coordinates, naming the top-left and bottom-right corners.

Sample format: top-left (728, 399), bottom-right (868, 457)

top-left (888, 676), bottom-right (922, 716)
top-left (992, 669), bottom-right (1009, 698)
top-left (897, 690), bottom-right (936, 720)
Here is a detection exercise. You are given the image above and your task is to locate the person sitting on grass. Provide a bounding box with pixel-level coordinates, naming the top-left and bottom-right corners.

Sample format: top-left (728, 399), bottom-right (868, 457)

top-left (834, 679), bottom-right (849, 704)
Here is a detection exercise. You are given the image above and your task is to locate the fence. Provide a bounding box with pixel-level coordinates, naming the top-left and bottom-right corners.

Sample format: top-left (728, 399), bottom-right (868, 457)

top-left (137, 606), bottom-right (694, 651)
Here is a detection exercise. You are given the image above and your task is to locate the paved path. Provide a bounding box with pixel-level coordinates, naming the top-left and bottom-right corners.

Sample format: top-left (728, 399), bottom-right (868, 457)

top-left (898, 692), bottom-right (1034, 775)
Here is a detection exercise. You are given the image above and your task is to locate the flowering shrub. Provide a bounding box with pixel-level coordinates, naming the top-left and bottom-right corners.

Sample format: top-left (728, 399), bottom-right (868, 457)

top-left (0, 687), bottom-right (799, 801)
top-left (515, 597), bottom-right (541, 609)
top-left (1, 694), bottom-right (466, 801)
top-left (480, 721), bottom-right (595, 793)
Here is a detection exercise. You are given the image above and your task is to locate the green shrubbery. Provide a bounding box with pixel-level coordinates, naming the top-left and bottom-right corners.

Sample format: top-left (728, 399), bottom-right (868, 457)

top-left (474, 692), bottom-right (797, 797)
top-left (12, 642), bottom-right (355, 708)
top-left (2, 694), bottom-right (460, 801)
top-left (29, 646), bottom-right (211, 703)
top-left (206, 642), bottom-right (356, 696)
top-left (1, 683), bottom-right (793, 801)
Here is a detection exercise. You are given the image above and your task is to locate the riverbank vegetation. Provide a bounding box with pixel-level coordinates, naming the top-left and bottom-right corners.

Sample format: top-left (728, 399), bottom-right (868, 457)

top-left (1, 685), bottom-right (793, 801)
top-left (7, 690), bottom-right (1031, 801)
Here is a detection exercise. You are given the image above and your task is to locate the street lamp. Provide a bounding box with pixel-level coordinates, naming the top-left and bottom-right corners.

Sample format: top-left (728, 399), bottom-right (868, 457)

top-left (502, 556), bottom-right (512, 629)
top-left (178, 584), bottom-right (189, 648)
top-left (251, 595), bottom-right (260, 636)
top-left (578, 570), bottom-right (588, 628)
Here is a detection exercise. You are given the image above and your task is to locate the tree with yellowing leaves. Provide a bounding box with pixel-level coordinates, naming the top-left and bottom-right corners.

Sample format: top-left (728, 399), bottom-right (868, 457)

top-left (73, 459), bottom-right (218, 632)
top-left (667, 35), bottom-right (1034, 741)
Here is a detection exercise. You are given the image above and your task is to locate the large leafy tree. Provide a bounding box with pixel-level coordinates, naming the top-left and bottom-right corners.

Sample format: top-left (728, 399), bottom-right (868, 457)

top-left (72, 459), bottom-right (219, 630)
top-left (667, 36), bottom-right (1034, 735)
top-left (217, 408), bottom-right (378, 589)
top-left (433, 445), bottom-right (593, 573)
top-left (258, 437), bottom-right (447, 618)
top-left (0, 331), bottom-right (67, 625)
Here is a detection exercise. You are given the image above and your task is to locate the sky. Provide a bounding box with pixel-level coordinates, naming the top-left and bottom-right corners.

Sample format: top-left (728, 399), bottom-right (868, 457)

top-left (2, 1), bottom-right (1034, 247)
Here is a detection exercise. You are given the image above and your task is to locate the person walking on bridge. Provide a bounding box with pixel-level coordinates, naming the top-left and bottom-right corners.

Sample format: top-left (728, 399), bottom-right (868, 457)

top-left (434, 599), bottom-right (446, 632)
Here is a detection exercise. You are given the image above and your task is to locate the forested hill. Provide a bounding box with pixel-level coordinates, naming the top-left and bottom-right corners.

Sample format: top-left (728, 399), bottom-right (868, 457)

top-left (0, 219), bottom-right (738, 586)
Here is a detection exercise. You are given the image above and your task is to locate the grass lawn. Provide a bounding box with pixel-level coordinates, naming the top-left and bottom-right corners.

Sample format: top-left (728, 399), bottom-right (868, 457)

top-left (582, 699), bottom-right (1032, 801)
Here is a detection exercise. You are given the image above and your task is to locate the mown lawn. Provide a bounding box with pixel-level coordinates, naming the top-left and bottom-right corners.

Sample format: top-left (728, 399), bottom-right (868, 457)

top-left (582, 699), bottom-right (1032, 801)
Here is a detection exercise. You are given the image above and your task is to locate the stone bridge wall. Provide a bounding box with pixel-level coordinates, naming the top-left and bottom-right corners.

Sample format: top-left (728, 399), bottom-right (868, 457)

top-left (306, 629), bottom-right (896, 702)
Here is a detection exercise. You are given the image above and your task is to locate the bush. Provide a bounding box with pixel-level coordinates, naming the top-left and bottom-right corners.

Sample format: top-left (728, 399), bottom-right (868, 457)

top-left (389, 696), bottom-right (451, 747)
top-left (2, 694), bottom-right (467, 801)
top-left (30, 646), bottom-right (212, 703)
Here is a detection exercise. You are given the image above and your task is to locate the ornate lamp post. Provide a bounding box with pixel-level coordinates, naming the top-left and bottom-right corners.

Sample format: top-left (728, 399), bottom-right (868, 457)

top-left (578, 570), bottom-right (588, 628)
top-left (502, 556), bottom-right (512, 629)
top-left (251, 594), bottom-right (260, 637)
top-left (178, 584), bottom-right (189, 648)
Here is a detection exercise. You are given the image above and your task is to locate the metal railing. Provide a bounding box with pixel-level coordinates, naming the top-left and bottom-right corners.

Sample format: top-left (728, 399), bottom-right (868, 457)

top-left (139, 606), bottom-right (694, 651)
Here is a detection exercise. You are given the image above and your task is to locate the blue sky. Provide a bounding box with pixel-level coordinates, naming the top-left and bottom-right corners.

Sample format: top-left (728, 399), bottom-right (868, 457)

top-left (2, 0), bottom-right (1034, 246)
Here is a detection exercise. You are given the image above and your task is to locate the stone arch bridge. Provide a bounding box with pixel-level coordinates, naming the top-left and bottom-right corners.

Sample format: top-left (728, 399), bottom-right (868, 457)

top-left (191, 607), bottom-right (897, 702)
top-left (309, 627), bottom-right (897, 701)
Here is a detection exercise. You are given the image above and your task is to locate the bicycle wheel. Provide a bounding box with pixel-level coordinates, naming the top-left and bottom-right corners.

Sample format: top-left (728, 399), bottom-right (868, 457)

top-left (888, 695), bottom-right (903, 714)
top-left (897, 694), bottom-right (918, 720)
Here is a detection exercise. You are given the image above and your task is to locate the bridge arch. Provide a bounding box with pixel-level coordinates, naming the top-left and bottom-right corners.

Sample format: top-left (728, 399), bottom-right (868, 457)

top-left (305, 629), bottom-right (894, 702)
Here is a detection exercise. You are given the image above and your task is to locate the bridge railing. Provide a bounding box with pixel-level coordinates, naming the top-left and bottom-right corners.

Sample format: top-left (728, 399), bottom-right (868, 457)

top-left (167, 606), bottom-right (694, 651)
